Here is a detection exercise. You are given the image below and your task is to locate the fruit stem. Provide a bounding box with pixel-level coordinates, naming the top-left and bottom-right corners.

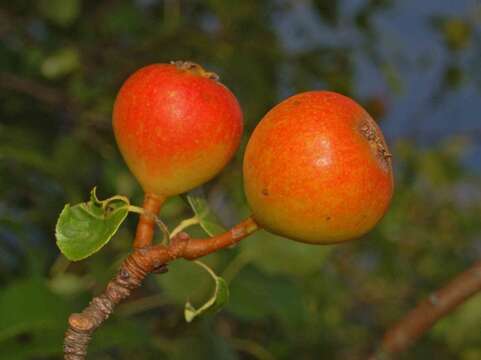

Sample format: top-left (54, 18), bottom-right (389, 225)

top-left (133, 193), bottom-right (165, 249)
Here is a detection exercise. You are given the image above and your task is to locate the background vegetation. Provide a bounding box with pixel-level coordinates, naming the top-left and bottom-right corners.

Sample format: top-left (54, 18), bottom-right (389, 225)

top-left (1, 1), bottom-right (480, 359)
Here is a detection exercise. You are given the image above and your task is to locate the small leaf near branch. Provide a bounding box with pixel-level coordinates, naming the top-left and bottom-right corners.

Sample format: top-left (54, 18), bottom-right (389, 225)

top-left (186, 189), bottom-right (226, 236)
top-left (184, 261), bottom-right (229, 322)
top-left (55, 187), bottom-right (130, 261)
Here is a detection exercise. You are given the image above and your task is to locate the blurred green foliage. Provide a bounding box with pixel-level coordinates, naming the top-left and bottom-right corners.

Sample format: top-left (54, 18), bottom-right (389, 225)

top-left (1, 1), bottom-right (480, 359)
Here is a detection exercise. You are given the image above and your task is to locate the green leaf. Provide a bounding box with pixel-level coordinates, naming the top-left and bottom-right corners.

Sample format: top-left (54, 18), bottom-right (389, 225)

top-left (55, 187), bottom-right (130, 261)
top-left (0, 327), bottom-right (65, 360)
top-left (38, 0), bottom-right (81, 27)
top-left (432, 295), bottom-right (481, 349)
top-left (186, 189), bottom-right (226, 236)
top-left (155, 256), bottom-right (220, 304)
top-left (442, 18), bottom-right (472, 51)
top-left (184, 261), bottom-right (229, 322)
top-left (41, 47), bottom-right (80, 79)
top-left (0, 277), bottom-right (71, 342)
top-left (48, 273), bottom-right (90, 296)
top-left (166, 336), bottom-right (235, 360)
top-left (227, 267), bottom-right (304, 328)
top-left (240, 230), bottom-right (332, 277)
top-left (91, 320), bottom-right (151, 351)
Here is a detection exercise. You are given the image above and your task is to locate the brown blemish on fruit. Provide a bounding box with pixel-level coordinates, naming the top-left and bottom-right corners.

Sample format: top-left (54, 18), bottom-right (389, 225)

top-left (326, 216), bottom-right (331, 221)
top-left (358, 118), bottom-right (392, 168)
top-left (171, 60), bottom-right (219, 81)
top-left (262, 188), bottom-right (269, 196)
top-left (292, 100), bottom-right (301, 106)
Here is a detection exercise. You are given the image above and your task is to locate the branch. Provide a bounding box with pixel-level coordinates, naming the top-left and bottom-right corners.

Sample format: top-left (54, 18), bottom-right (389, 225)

top-left (369, 260), bottom-right (481, 359)
top-left (63, 195), bottom-right (259, 360)
top-left (63, 250), bottom-right (158, 359)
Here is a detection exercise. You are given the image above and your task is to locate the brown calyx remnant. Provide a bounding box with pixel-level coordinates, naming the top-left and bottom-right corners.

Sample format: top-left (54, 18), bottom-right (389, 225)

top-left (358, 117), bottom-right (392, 168)
top-left (171, 60), bottom-right (220, 81)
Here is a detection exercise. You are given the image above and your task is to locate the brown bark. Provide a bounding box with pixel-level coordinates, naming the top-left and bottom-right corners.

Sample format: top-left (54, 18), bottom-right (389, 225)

top-left (369, 260), bottom-right (481, 359)
top-left (64, 251), bottom-right (155, 359)
top-left (63, 208), bottom-right (259, 360)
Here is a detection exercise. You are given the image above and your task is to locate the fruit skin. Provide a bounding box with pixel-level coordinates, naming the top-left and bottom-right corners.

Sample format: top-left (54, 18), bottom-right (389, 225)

top-left (243, 91), bottom-right (394, 244)
top-left (113, 62), bottom-right (243, 197)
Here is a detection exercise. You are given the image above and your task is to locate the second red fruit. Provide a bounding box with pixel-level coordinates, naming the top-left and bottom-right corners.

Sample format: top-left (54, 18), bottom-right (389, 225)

top-left (243, 91), bottom-right (394, 244)
top-left (113, 61), bottom-right (243, 198)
